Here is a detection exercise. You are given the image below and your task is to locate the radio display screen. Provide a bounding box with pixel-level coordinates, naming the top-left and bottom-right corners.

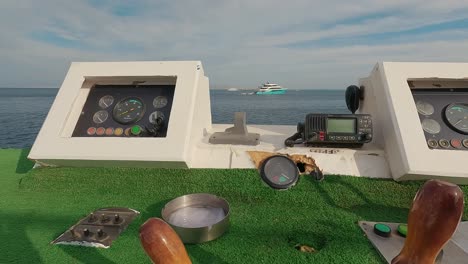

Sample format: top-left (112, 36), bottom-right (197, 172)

top-left (327, 118), bottom-right (356, 133)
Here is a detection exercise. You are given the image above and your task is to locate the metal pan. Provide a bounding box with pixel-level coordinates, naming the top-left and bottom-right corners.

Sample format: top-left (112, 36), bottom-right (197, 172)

top-left (161, 193), bottom-right (230, 244)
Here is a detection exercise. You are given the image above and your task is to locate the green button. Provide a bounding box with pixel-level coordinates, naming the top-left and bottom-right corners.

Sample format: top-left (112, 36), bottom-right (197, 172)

top-left (397, 224), bottom-right (408, 237)
top-left (131, 125), bottom-right (142, 135)
top-left (374, 223), bottom-right (391, 237)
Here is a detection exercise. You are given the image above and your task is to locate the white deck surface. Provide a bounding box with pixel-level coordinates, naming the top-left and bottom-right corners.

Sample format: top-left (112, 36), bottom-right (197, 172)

top-left (193, 124), bottom-right (391, 179)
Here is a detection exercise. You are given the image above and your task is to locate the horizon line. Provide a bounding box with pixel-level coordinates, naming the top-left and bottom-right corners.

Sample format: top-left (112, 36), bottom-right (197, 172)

top-left (0, 87), bottom-right (345, 90)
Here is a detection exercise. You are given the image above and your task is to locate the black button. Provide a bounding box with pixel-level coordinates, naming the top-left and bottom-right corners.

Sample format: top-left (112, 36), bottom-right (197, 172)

top-left (343, 136), bottom-right (349, 140)
top-left (336, 136), bottom-right (342, 140)
top-left (463, 139), bottom-right (468, 148)
top-left (427, 139), bottom-right (438, 148)
top-left (349, 136), bottom-right (356, 140)
top-left (308, 133), bottom-right (318, 141)
top-left (329, 136), bottom-right (336, 140)
top-left (439, 139), bottom-right (450, 148)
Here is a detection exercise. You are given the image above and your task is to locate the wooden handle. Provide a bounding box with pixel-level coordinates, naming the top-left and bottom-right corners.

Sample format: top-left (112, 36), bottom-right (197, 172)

top-left (391, 180), bottom-right (464, 264)
top-left (139, 218), bottom-right (192, 264)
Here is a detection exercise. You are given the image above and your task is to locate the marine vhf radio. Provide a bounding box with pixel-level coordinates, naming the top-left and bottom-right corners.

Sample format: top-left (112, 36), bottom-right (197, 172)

top-left (284, 85), bottom-right (373, 148)
top-left (284, 113), bottom-right (372, 147)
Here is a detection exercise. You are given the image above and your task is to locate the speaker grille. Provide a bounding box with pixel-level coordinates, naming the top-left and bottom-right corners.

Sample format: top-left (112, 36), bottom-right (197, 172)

top-left (307, 115), bottom-right (325, 131)
top-left (304, 115), bottom-right (326, 139)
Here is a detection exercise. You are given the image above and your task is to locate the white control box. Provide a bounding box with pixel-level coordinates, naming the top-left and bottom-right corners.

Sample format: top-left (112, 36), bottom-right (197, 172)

top-left (29, 61), bottom-right (211, 168)
top-left (359, 62), bottom-right (468, 183)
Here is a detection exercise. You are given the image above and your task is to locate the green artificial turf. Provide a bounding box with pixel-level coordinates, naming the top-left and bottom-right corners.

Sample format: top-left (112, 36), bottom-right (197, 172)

top-left (1, 149), bottom-right (467, 264)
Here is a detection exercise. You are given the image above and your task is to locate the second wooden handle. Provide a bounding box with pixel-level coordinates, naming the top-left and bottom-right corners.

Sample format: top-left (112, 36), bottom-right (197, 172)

top-left (392, 180), bottom-right (464, 264)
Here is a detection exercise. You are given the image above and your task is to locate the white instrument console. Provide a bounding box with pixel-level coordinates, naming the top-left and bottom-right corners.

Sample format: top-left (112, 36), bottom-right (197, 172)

top-left (359, 62), bottom-right (468, 183)
top-left (29, 61), bottom-right (211, 168)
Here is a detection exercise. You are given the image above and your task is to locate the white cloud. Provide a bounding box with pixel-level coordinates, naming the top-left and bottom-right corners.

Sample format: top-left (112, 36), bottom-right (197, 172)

top-left (1, 0), bottom-right (468, 88)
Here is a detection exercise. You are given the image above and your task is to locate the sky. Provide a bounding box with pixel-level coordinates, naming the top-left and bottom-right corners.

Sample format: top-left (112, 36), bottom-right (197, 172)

top-left (1, 0), bottom-right (468, 89)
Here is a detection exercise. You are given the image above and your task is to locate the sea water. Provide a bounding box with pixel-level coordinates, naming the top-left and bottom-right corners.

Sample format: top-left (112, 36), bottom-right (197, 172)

top-left (0, 88), bottom-right (347, 148)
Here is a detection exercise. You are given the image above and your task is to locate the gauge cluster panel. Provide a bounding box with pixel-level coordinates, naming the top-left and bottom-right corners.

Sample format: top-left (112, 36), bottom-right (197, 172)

top-left (72, 85), bottom-right (175, 137)
top-left (412, 89), bottom-right (468, 150)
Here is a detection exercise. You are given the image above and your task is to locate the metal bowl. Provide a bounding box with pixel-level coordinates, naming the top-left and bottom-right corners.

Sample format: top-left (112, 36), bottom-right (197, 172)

top-left (161, 193), bottom-right (230, 244)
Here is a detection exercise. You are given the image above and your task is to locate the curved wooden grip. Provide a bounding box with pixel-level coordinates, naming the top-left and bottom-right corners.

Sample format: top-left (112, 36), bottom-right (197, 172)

top-left (392, 180), bottom-right (464, 264)
top-left (139, 218), bottom-right (192, 264)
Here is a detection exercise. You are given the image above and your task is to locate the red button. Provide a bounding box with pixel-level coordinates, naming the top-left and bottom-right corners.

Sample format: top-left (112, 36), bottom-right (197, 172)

top-left (96, 127), bottom-right (105, 136)
top-left (319, 131), bottom-right (325, 141)
top-left (450, 139), bottom-right (462, 148)
top-left (87, 127), bottom-right (96, 135)
top-left (105, 127), bottom-right (114, 136)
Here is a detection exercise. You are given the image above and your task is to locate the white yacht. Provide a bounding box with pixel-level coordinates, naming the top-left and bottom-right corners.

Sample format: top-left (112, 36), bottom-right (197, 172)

top-left (255, 82), bottom-right (287, 95)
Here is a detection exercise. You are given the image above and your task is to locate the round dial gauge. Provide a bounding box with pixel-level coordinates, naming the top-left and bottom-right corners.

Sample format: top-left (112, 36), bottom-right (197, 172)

top-left (113, 97), bottom-right (145, 124)
top-left (93, 110), bottom-right (108, 124)
top-left (149, 111), bottom-right (165, 124)
top-left (421, 118), bottom-right (441, 134)
top-left (259, 155), bottom-right (299, 190)
top-left (444, 103), bottom-right (468, 135)
top-left (153, 96), bottom-right (168, 109)
top-left (98, 95), bottom-right (114, 109)
top-left (416, 101), bottom-right (434, 116)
